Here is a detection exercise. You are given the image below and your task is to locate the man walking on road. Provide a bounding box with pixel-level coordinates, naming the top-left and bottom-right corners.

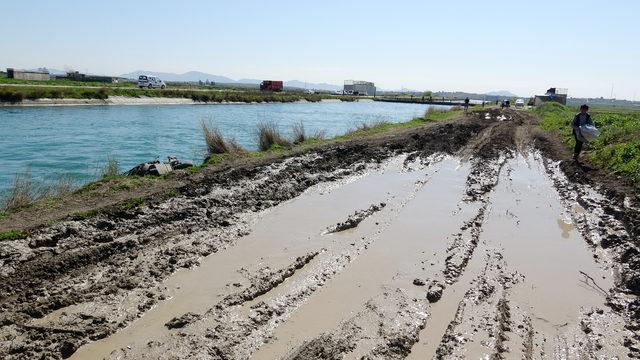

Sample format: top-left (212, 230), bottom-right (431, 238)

top-left (572, 104), bottom-right (593, 162)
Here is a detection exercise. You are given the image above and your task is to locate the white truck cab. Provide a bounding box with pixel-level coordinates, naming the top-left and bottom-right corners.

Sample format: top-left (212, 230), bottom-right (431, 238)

top-left (138, 75), bottom-right (166, 89)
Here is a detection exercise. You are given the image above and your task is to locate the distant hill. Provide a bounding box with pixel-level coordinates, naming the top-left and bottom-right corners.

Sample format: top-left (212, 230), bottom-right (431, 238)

top-left (120, 70), bottom-right (236, 83)
top-left (567, 97), bottom-right (640, 108)
top-left (118, 71), bottom-right (342, 91)
top-left (236, 78), bottom-right (262, 85)
top-left (285, 80), bottom-right (341, 92)
top-left (484, 90), bottom-right (519, 97)
top-left (430, 91), bottom-right (523, 101)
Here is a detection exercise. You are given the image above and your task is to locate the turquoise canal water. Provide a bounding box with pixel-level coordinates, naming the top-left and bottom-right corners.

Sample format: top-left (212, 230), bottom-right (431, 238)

top-left (0, 101), bottom-right (444, 195)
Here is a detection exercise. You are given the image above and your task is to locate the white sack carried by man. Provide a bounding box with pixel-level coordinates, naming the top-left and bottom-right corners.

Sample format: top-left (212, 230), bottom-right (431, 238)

top-left (579, 124), bottom-right (600, 142)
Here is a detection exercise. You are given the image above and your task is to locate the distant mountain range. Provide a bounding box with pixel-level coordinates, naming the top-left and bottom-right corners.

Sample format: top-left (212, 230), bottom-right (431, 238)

top-left (118, 70), bottom-right (342, 92)
top-left (284, 80), bottom-right (341, 92)
top-left (484, 90), bottom-right (519, 97)
top-left (119, 70), bottom-right (237, 84)
top-left (28, 68), bottom-right (517, 96)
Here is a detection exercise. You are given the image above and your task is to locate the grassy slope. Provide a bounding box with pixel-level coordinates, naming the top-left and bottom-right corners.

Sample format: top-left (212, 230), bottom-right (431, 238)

top-left (534, 102), bottom-right (640, 187)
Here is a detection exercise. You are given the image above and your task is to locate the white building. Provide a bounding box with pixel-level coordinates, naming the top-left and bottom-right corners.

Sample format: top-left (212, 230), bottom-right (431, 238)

top-left (343, 80), bottom-right (376, 96)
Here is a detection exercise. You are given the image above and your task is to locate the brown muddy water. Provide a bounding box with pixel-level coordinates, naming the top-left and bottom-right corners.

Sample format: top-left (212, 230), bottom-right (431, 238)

top-left (62, 152), bottom-right (629, 359)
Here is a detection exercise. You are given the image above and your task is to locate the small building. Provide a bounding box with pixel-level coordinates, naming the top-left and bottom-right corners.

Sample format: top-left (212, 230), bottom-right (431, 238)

top-left (7, 68), bottom-right (50, 81)
top-left (63, 71), bottom-right (116, 83)
top-left (534, 87), bottom-right (567, 106)
top-left (344, 80), bottom-right (376, 96)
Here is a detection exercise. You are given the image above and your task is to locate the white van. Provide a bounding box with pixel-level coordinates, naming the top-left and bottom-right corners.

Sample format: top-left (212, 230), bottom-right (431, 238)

top-left (138, 75), bottom-right (166, 89)
top-left (515, 99), bottom-right (525, 108)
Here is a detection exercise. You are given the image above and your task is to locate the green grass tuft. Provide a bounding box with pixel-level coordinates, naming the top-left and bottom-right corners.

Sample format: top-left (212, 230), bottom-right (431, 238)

top-left (100, 157), bottom-right (120, 181)
top-left (124, 197), bottom-right (145, 210)
top-left (164, 188), bottom-right (179, 198)
top-left (0, 230), bottom-right (28, 241)
top-left (72, 209), bottom-right (100, 220)
top-left (257, 122), bottom-right (291, 151)
top-left (1, 171), bottom-right (77, 212)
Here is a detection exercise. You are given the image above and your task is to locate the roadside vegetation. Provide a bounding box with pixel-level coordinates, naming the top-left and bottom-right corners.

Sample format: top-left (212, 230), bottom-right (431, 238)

top-left (0, 229), bottom-right (28, 241)
top-left (535, 102), bottom-right (640, 188)
top-left (257, 122), bottom-right (292, 151)
top-left (99, 157), bottom-right (120, 181)
top-left (292, 121), bottom-right (326, 145)
top-left (202, 120), bottom-right (248, 165)
top-left (0, 171), bottom-right (76, 212)
top-left (0, 85), bottom-right (358, 104)
top-left (1, 156), bottom-right (144, 213)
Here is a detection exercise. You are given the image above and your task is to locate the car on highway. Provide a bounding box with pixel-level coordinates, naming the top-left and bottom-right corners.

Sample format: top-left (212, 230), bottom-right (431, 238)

top-left (138, 75), bottom-right (166, 89)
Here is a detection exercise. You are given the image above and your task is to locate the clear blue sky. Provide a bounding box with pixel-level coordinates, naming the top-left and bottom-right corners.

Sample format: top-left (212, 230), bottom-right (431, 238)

top-left (2, 0), bottom-right (638, 99)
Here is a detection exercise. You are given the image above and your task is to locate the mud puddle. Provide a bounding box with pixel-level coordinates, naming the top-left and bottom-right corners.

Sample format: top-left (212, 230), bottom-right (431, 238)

top-left (253, 157), bottom-right (471, 359)
top-left (68, 154), bottom-right (441, 359)
top-left (70, 153), bottom-right (630, 359)
top-left (405, 241), bottom-right (491, 359)
top-left (409, 153), bottom-right (627, 359)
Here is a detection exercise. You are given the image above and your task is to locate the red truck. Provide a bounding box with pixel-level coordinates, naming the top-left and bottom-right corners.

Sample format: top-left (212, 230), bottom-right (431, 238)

top-left (260, 80), bottom-right (283, 92)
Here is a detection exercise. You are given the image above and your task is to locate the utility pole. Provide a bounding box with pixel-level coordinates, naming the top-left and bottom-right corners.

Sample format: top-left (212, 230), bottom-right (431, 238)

top-left (610, 84), bottom-right (614, 99)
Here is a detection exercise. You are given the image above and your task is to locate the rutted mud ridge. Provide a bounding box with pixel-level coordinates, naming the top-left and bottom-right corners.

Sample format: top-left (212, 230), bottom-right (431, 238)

top-left (1, 110), bottom-right (639, 359)
top-left (325, 203), bottom-right (386, 233)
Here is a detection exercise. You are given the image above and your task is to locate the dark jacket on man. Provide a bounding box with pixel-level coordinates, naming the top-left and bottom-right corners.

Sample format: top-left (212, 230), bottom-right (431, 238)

top-left (572, 112), bottom-right (593, 157)
top-left (572, 113), bottom-right (593, 129)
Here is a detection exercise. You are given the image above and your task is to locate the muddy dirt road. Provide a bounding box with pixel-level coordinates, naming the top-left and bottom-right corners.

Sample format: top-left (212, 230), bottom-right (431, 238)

top-left (1, 110), bottom-right (638, 359)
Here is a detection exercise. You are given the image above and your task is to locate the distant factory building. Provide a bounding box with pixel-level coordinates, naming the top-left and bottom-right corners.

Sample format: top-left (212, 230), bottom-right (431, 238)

top-left (7, 68), bottom-right (50, 81)
top-left (344, 80), bottom-right (376, 96)
top-left (533, 87), bottom-right (567, 106)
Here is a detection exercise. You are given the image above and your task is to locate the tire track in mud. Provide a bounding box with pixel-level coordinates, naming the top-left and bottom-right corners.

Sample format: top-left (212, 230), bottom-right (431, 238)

top-left (392, 127), bottom-right (517, 360)
top-left (434, 252), bottom-right (520, 360)
top-left (269, 116), bottom-right (638, 360)
top-left (407, 150), bottom-right (637, 359)
top-left (439, 116), bottom-right (517, 285)
top-left (253, 115), bottom-right (544, 359)
top-left (282, 288), bottom-right (429, 360)
top-left (253, 156), bottom-right (472, 360)
top-left (431, 153), bottom-right (633, 359)
top-left (540, 154), bottom-right (640, 356)
top-left (99, 155), bottom-right (449, 359)
top-left (442, 154), bottom-right (509, 284)
top-left (217, 252), bottom-right (320, 308)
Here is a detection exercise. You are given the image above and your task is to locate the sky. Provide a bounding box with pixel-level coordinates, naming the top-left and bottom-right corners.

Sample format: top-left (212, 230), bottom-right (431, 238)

top-left (1, 0), bottom-right (639, 100)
